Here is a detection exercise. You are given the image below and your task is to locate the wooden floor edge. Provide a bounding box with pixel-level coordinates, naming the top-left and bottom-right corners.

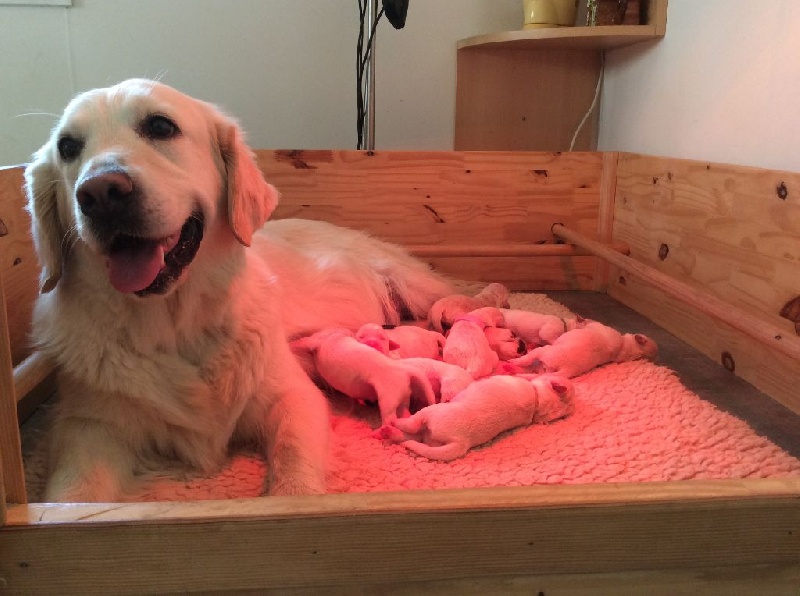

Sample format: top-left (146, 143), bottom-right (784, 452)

top-left (6, 478), bottom-right (800, 526)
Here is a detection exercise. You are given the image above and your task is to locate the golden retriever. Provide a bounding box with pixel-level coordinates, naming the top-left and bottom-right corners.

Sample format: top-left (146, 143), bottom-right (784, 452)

top-left (25, 78), bottom-right (454, 501)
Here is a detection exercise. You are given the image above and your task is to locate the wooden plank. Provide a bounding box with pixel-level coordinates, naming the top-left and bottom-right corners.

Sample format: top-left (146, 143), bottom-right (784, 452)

top-left (424, 255), bottom-right (598, 291)
top-left (593, 151), bottom-right (619, 291)
top-left (260, 150), bottom-right (606, 290)
top-left (454, 49), bottom-right (602, 151)
top-left (457, 24), bottom-right (663, 51)
top-left (0, 166), bottom-right (39, 367)
top-left (13, 351), bottom-right (54, 404)
top-left (182, 564), bottom-right (800, 596)
top-left (408, 241), bottom-right (629, 258)
top-left (610, 152), bottom-right (800, 414)
top-left (553, 224), bottom-right (800, 364)
top-left (613, 153), bottom-right (800, 336)
top-left (0, 271), bottom-right (27, 505)
top-left (2, 480), bottom-right (799, 593)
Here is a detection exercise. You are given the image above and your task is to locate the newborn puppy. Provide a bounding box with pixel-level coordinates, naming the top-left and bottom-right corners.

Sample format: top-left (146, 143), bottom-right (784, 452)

top-left (293, 328), bottom-right (436, 424)
top-left (428, 283), bottom-right (510, 332)
top-left (442, 309), bottom-right (504, 379)
top-left (399, 358), bottom-right (475, 403)
top-left (509, 321), bottom-right (658, 378)
top-left (500, 308), bottom-right (588, 347)
top-left (356, 323), bottom-right (445, 360)
top-left (380, 374), bottom-right (574, 461)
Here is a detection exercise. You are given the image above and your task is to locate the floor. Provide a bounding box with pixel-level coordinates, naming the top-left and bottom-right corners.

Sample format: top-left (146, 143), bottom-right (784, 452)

top-left (548, 291), bottom-right (800, 458)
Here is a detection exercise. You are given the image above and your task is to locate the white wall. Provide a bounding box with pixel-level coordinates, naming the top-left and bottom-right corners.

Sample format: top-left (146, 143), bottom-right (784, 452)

top-left (0, 0), bottom-right (520, 167)
top-left (600, 0), bottom-right (800, 173)
top-left (7, 2), bottom-right (795, 172)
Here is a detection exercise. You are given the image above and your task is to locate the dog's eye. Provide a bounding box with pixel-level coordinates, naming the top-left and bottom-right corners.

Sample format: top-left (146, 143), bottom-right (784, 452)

top-left (57, 136), bottom-right (83, 162)
top-left (141, 115), bottom-right (180, 140)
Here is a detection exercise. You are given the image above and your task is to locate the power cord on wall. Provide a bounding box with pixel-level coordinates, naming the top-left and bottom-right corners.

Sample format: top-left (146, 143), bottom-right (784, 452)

top-left (356, 0), bottom-right (385, 150)
top-left (568, 53), bottom-right (605, 151)
top-left (356, 0), bottom-right (409, 150)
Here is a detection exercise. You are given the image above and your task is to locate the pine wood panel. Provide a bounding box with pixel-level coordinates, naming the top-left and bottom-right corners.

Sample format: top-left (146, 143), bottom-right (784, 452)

top-left (0, 271), bottom-right (26, 505)
top-left (2, 480), bottom-right (799, 593)
top-left (260, 150), bottom-right (607, 289)
top-left (0, 167), bottom-right (38, 367)
top-left (610, 153), bottom-right (800, 413)
top-left (455, 49), bottom-right (601, 151)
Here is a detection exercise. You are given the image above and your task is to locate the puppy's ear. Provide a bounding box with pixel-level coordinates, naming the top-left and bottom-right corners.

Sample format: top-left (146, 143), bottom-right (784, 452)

top-left (217, 121), bottom-right (279, 246)
top-left (25, 151), bottom-right (65, 293)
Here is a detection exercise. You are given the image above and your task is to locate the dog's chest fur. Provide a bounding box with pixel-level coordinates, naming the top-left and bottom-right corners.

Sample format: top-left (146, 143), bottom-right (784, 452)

top-left (33, 254), bottom-right (280, 470)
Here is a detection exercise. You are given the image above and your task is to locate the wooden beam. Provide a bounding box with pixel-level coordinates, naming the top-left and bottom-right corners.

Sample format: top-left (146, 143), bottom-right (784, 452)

top-left (0, 272), bottom-right (27, 505)
top-left (12, 351), bottom-right (54, 404)
top-left (408, 241), bottom-right (629, 259)
top-left (552, 223), bottom-right (800, 362)
top-left (2, 479), bottom-right (799, 594)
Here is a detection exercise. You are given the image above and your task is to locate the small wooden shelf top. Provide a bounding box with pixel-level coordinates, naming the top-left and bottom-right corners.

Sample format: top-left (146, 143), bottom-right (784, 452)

top-left (458, 24), bottom-right (664, 52)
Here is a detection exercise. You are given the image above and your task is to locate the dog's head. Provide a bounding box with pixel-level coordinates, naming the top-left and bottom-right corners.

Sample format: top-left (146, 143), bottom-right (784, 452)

top-left (25, 78), bottom-right (278, 296)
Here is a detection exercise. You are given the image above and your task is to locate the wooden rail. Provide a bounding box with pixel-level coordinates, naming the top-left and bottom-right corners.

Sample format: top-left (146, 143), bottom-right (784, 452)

top-left (408, 241), bottom-right (629, 258)
top-left (552, 223), bottom-right (800, 363)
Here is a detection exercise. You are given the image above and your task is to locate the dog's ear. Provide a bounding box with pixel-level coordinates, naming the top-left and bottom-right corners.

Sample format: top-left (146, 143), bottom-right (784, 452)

top-left (217, 120), bottom-right (279, 246)
top-left (25, 150), bottom-right (65, 293)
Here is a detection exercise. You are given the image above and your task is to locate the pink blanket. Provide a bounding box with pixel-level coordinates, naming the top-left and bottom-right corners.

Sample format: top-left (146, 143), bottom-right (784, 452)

top-left (23, 293), bottom-right (800, 502)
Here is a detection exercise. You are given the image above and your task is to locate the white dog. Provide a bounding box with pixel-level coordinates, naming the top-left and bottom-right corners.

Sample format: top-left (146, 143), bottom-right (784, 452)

top-left (25, 79), bottom-right (453, 501)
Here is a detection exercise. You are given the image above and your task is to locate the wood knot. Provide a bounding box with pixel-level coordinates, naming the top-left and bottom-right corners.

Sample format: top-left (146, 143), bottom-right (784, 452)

top-left (618, 276), bottom-right (627, 286)
top-left (0, 218), bottom-right (8, 237)
top-left (779, 295), bottom-right (800, 335)
top-left (776, 182), bottom-right (788, 200)
top-left (658, 243), bottom-right (669, 260)
top-left (721, 351), bottom-right (735, 372)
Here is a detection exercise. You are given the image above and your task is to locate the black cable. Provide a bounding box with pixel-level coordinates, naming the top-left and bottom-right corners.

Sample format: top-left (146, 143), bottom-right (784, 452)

top-left (356, 3), bottom-right (385, 149)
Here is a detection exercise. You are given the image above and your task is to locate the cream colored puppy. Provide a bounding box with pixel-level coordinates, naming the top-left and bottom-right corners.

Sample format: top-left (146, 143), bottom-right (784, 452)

top-left (428, 283), bottom-right (510, 332)
top-left (25, 79), bottom-right (453, 501)
top-left (294, 328), bottom-right (436, 424)
top-left (509, 321), bottom-right (659, 377)
top-left (397, 358), bottom-right (475, 403)
top-left (355, 323), bottom-right (445, 360)
top-left (380, 375), bottom-right (575, 461)
top-left (500, 308), bottom-right (588, 347)
top-left (442, 309), bottom-right (504, 379)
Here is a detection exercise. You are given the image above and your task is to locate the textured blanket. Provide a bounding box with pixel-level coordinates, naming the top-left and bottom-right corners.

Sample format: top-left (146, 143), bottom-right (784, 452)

top-left (23, 293), bottom-right (800, 502)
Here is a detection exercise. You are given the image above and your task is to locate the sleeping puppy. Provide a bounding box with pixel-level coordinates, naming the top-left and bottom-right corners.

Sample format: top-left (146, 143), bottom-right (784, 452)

top-left (379, 375), bottom-right (575, 461)
top-left (25, 78), bottom-right (453, 501)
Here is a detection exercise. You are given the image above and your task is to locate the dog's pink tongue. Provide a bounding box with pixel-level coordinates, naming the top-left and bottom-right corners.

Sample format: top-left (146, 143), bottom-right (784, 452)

top-left (106, 242), bottom-right (165, 293)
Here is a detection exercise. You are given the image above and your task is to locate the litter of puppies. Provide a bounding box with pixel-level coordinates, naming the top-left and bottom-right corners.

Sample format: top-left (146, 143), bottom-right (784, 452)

top-left (292, 284), bottom-right (658, 460)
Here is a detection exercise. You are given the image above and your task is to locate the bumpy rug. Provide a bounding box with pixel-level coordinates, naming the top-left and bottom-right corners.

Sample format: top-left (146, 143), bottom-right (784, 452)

top-left (22, 293), bottom-right (800, 502)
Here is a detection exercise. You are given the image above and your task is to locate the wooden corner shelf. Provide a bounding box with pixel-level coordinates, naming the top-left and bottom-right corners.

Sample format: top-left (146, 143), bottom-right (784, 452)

top-left (454, 0), bottom-right (668, 152)
top-left (458, 23), bottom-right (664, 52)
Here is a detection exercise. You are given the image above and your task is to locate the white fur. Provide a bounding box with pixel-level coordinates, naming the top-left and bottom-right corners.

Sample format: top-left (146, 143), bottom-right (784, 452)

top-left (295, 328), bottom-right (436, 424)
top-left (428, 282), bottom-right (509, 332)
top-left (441, 311), bottom-right (502, 380)
top-left (499, 308), bottom-right (588, 347)
top-left (509, 321), bottom-right (659, 378)
top-left (355, 323), bottom-right (445, 360)
top-left (396, 358), bottom-right (474, 403)
top-left (25, 79), bottom-right (453, 501)
top-left (380, 375), bottom-right (575, 461)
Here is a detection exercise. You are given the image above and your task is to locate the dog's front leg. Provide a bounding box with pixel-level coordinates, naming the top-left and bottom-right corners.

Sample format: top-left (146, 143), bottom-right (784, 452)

top-left (257, 358), bottom-right (330, 496)
top-left (45, 416), bottom-right (136, 502)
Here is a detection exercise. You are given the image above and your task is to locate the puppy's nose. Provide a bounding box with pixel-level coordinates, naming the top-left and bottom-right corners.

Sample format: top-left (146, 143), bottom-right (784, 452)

top-left (76, 170), bottom-right (134, 217)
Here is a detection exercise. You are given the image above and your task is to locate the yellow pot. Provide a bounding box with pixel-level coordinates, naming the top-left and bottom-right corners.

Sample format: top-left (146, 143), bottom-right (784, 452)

top-left (523, 0), bottom-right (577, 28)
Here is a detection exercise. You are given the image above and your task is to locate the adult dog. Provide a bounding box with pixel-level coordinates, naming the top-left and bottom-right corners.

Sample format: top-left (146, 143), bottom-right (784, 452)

top-left (25, 78), bottom-right (453, 501)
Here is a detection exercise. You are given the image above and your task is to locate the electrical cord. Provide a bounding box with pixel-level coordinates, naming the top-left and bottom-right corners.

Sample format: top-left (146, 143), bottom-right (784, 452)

top-left (569, 52), bottom-right (605, 151)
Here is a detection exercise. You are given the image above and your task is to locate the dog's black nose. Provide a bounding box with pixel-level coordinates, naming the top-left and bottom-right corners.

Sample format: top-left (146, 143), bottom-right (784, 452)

top-left (76, 170), bottom-right (134, 217)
